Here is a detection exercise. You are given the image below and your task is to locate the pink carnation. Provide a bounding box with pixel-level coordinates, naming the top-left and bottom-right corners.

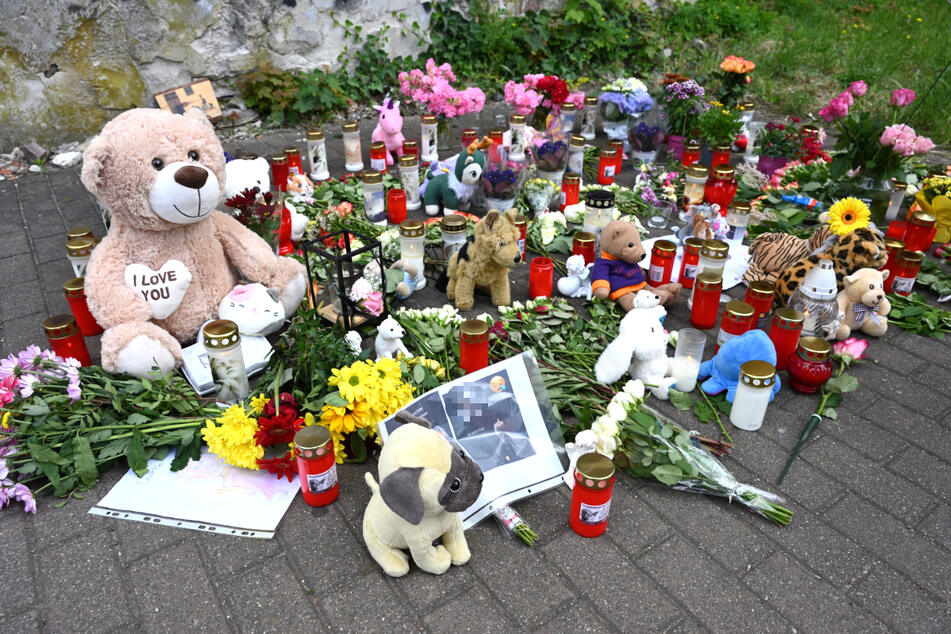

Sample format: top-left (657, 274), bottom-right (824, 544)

top-left (912, 135), bottom-right (935, 154)
top-left (848, 81), bottom-right (868, 97)
top-left (891, 88), bottom-right (916, 107)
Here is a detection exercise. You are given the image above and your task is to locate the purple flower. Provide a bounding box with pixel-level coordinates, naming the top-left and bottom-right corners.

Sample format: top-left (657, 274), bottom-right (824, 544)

top-left (17, 345), bottom-right (42, 371)
top-left (17, 375), bottom-right (37, 398)
top-left (641, 186), bottom-right (660, 206)
top-left (0, 355), bottom-right (20, 379)
top-left (12, 483), bottom-right (36, 513)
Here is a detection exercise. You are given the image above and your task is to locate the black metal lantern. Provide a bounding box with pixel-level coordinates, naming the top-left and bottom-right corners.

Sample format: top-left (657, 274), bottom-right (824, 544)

top-left (301, 229), bottom-right (386, 331)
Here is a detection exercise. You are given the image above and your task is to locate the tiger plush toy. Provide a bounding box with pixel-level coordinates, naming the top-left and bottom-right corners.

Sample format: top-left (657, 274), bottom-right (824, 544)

top-left (743, 226), bottom-right (835, 287)
top-left (773, 227), bottom-right (888, 304)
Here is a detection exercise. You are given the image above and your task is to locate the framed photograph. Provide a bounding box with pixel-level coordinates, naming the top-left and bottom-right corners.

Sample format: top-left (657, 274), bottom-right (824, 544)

top-left (154, 78), bottom-right (222, 122)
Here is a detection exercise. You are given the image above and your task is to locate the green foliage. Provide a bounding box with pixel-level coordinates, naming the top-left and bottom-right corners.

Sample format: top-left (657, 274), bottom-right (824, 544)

top-left (664, 0), bottom-right (773, 40)
top-left (887, 292), bottom-right (951, 338)
top-left (238, 62), bottom-right (302, 126)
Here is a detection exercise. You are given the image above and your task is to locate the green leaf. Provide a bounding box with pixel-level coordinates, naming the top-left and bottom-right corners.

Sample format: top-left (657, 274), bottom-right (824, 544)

top-left (27, 442), bottom-right (70, 466)
top-left (825, 374), bottom-right (859, 394)
top-left (72, 437), bottom-right (98, 487)
top-left (659, 424), bottom-right (674, 439)
top-left (126, 413), bottom-right (149, 426)
top-left (823, 407), bottom-right (838, 421)
top-left (347, 433), bottom-right (368, 462)
top-left (413, 364), bottom-right (425, 384)
top-left (824, 392), bottom-right (843, 408)
top-left (125, 429), bottom-right (149, 477)
top-left (170, 435), bottom-right (202, 472)
top-left (21, 402), bottom-right (51, 417)
top-left (651, 464), bottom-right (684, 486)
top-left (693, 400), bottom-right (715, 424)
top-left (322, 391), bottom-right (350, 408)
top-left (98, 437), bottom-right (130, 461)
top-left (668, 389), bottom-right (693, 411)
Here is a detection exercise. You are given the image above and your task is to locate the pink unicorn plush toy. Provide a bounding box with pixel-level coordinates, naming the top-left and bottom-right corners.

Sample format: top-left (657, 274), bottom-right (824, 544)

top-left (372, 98), bottom-right (405, 166)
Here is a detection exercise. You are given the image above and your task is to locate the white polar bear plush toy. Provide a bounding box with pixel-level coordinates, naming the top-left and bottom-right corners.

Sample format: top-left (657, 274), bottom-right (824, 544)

top-left (375, 316), bottom-right (412, 360)
top-left (594, 303), bottom-right (675, 399)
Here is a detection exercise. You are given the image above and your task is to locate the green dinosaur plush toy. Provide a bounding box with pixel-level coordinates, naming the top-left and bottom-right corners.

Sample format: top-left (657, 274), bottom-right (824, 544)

top-left (423, 137), bottom-right (492, 217)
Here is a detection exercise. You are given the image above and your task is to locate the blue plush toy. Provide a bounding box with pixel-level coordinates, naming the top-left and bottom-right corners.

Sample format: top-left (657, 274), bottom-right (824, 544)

top-left (697, 330), bottom-right (781, 402)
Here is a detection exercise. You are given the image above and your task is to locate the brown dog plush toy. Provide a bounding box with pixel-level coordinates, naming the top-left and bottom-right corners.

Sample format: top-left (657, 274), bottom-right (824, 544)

top-left (80, 108), bottom-right (306, 376)
top-left (592, 220), bottom-right (681, 309)
top-left (443, 209), bottom-right (522, 310)
top-left (363, 412), bottom-right (483, 577)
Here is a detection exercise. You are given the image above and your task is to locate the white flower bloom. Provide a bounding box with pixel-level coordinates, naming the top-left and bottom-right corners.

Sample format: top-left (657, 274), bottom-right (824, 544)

top-left (475, 312), bottom-right (492, 322)
top-left (612, 207), bottom-right (622, 220)
top-left (564, 202), bottom-right (585, 224)
top-left (614, 390), bottom-right (636, 407)
top-left (595, 434), bottom-right (618, 458)
top-left (349, 277), bottom-right (373, 301)
top-left (623, 379), bottom-right (645, 400)
top-left (525, 300), bottom-right (535, 310)
top-left (606, 401), bottom-right (627, 424)
top-left (512, 301), bottom-right (524, 310)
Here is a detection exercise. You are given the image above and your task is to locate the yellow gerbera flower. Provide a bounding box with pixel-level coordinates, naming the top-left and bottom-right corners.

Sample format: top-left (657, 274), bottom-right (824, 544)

top-left (827, 197), bottom-right (870, 235)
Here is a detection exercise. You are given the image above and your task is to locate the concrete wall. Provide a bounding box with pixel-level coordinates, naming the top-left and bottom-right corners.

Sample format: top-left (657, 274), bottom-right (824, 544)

top-left (0, 0), bottom-right (433, 150)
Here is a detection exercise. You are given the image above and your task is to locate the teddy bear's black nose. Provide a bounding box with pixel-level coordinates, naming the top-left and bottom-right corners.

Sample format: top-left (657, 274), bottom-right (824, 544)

top-left (174, 165), bottom-right (208, 189)
top-left (638, 253), bottom-right (646, 262)
top-left (514, 254), bottom-right (522, 264)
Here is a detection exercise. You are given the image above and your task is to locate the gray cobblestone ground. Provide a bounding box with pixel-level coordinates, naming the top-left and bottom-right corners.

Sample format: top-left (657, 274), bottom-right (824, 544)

top-left (0, 109), bottom-right (948, 632)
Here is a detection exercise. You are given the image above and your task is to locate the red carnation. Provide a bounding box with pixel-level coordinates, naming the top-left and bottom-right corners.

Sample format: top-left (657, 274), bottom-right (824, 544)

top-left (537, 76), bottom-right (556, 91)
top-left (550, 81), bottom-right (569, 104)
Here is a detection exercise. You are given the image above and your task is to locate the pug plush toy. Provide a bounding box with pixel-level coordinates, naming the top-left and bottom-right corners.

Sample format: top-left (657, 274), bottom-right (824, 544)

top-left (363, 412), bottom-right (484, 577)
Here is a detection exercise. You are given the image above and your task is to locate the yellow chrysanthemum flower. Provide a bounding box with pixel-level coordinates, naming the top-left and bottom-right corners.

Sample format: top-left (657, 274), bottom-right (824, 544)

top-left (249, 394), bottom-right (269, 415)
top-left (2, 411), bottom-right (10, 429)
top-left (329, 365), bottom-right (366, 403)
top-left (827, 197), bottom-right (870, 235)
top-left (320, 400), bottom-right (371, 436)
top-left (201, 405), bottom-right (263, 470)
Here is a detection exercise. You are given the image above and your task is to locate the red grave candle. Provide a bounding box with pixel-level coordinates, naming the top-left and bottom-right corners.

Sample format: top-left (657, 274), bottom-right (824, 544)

top-left (711, 144), bottom-right (731, 166)
top-left (597, 148), bottom-right (618, 185)
top-left (43, 314), bottom-right (92, 367)
top-left (561, 173), bottom-right (580, 211)
top-left (370, 142), bottom-right (388, 172)
top-left (459, 320), bottom-right (489, 374)
top-left (572, 231), bottom-right (596, 266)
top-left (887, 249), bottom-right (923, 296)
top-left (276, 199), bottom-right (293, 255)
top-left (63, 278), bottom-right (103, 336)
top-left (402, 139), bottom-right (419, 159)
top-left (294, 426), bottom-right (339, 507)
top-left (703, 164), bottom-right (738, 212)
top-left (716, 300), bottom-right (755, 352)
top-left (461, 128), bottom-right (478, 152)
top-left (786, 337), bottom-right (833, 394)
top-left (678, 237), bottom-right (703, 290)
top-left (903, 211), bottom-right (936, 252)
top-left (648, 240), bottom-right (677, 285)
top-left (514, 215), bottom-right (527, 259)
top-left (529, 257), bottom-right (554, 299)
top-left (885, 220), bottom-right (907, 242)
top-left (689, 273), bottom-right (722, 330)
top-left (744, 280), bottom-right (776, 330)
top-left (608, 140), bottom-right (625, 176)
top-left (883, 238), bottom-right (905, 275)
top-left (387, 189), bottom-right (407, 225)
top-left (569, 453), bottom-right (616, 538)
top-left (488, 129), bottom-right (505, 164)
top-left (270, 154), bottom-right (289, 192)
top-left (681, 141), bottom-right (701, 168)
top-left (284, 147), bottom-right (303, 175)
top-left (768, 307), bottom-right (804, 371)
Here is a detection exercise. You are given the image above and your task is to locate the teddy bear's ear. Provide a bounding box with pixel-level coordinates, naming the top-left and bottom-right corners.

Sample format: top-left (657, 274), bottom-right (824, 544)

top-left (479, 210), bottom-right (500, 234)
top-left (79, 134), bottom-right (112, 198)
top-left (880, 269), bottom-right (889, 281)
top-left (502, 208), bottom-right (519, 225)
top-left (183, 107), bottom-right (214, 132)
top-left (843, 273), bottom-right (858, 286)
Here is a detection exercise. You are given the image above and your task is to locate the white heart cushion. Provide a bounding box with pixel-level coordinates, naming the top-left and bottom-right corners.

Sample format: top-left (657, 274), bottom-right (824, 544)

top-left (124, 260), bottom-right (193, 320)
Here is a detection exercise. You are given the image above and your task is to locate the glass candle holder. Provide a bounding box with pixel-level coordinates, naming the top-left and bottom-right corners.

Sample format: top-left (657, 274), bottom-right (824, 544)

top-left (572, 231), bottom-right (596, 266)
top-left (698, 239), bottom-right (729, 277)
top-left (672, 328), bottom-right (705, 392)
top-left (387, 189), bottom-right (407, 225)
top-left (420, 114), bottom-right (438, 163)
top-left (342, 121), bottom-right (363, 172)
top-left (885, 220), bottom-right (907, 242)
top-left (514, 215), bottom-right (527, 258)
top-left (730, 360), bottom-right (776, 432)
top-left (725, 200), bottom-right (751, 244)
top-left (402, 139), bottom-right (419, 159)
top-left (712, 144), bottom-right (732, 166)
top-left (63, 277), bottom-right (103, 336)
top-left (716, 300), bottom-right (755, 352)
top-left (745, 280), bottom-right (776, 329)
top-left (608, 140), bottom-right (625, 176)
top-left (569, 452), bottom-right (616, 538)
top-left (284, 147), bottom-right (303, 175)
top-left (560, 102), bottom-right (577, 133)
top-left (682, 141), bottom-right (701, 167)
top-left (400, 219), bottom-right (426, 290)
top-left (738, 101), bottom-right (755, 128)
top-left (459, 319), bottom-right (489, 374)
top-left (441, 214), bottom-right (468, 260)
top-left (487, 129), bottom-right (505, 165)
top-left (787, 337), bottom-right (833, 394)
top-left (509, 114), bottom-right (526, 161)
top-left (884, 181), bottom-right (907, 221)
top-left (580, 95), bottom-right (598, 141)
top-left (294, 425), bottom-right (339, 507)
top-left (202, 319), bottom-right (249, 404)
top-left (306, 130), bottom-right (330, 181)
top-left (744, 121), bottom-right (765, 162)
top-left (678, 237), bottom-right (703, 290)
top-left (647, 199), bottom-right (675, 230)
top-left (567, 135), bottom-right (586, 176)
top-left (597, 148), bottom-right (618, 185)
top-left (529, 257), bottom-right (554, 299)
top-left (648, 240), bottom-right (677, 285)
top-left (768, 307), bottom-right (804, 371)
top-left (398, 154), bottom-right (421, 211)
top-left (66, 236), bottom-right (95, 277)
top-left (681, 165), bottom-right (709, 220)
top-left (887, 249), bottom-right (923, 296)
top-left (461, 128), bottom-right (478, 153)
top-left (704, 164), bottom-right (738, 211)
top-left (787, 260), bottom-right (839, 337)
top-left (370, 141), bottom-right (388, 172)
top-left (883, 238), bottom-right (905, 274)
top-left (270, 154), bottom-right (289, 193)
top-left (43, 314), bottom-right (92, 367)
top-left (561, 173), bottom-right (581, 211)
top-left (362, 171), bottom-right (386, 225)
top-left (904, 211), bottom-right (936, 252)
top-left (583, 190), bottom-right (615, 254)
top-left (690, 273), bottom-right (722, 330)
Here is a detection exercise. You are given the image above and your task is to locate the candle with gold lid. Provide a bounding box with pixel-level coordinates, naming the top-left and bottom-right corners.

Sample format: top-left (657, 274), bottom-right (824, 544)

top-left (66, 236), bottom-right (95, 277)
top-left (63, 277), bottom-right (103, 336)
top-left (43, 314), bottom-right (92, 367)
top-left (730, 360), bottom-right (776, 431)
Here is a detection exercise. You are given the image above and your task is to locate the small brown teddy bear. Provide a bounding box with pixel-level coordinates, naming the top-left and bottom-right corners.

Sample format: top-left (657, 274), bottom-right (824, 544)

top-left (81, 108), bottom-right (306, 377)
top-left (444, 209), bottom-right (522, 310)
top-left (592, 220), bottom-right (681, 309)
top-left (835, 267), bottom-right (891, 339)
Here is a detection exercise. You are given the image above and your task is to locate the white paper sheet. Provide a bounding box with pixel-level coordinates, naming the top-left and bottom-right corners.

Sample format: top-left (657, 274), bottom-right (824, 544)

top-left (89, 450), bottom-right (300, 539)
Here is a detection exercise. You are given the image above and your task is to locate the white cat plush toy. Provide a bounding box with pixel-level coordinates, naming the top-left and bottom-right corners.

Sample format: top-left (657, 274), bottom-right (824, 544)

top-left (218, 283), bottom-right (286, 336)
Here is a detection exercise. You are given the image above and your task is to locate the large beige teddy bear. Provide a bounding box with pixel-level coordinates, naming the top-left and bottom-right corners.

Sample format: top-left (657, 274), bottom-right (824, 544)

top-left (81, 108), bottom-right (306, 377)
top-left (835, 267), bottom-right (891, 339)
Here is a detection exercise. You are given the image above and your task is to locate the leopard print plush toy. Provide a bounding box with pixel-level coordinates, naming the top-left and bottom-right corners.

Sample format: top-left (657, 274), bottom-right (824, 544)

top-left (774, 227), bottom-right (888, 304)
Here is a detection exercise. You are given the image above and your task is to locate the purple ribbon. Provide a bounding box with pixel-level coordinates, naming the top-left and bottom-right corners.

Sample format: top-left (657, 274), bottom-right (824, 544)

top-left (852, 302), bottom-right (881, 326)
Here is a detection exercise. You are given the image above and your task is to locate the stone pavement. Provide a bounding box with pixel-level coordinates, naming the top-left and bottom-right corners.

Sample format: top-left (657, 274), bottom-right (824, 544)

top-left (1, 109), bottom-right (950, 633)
